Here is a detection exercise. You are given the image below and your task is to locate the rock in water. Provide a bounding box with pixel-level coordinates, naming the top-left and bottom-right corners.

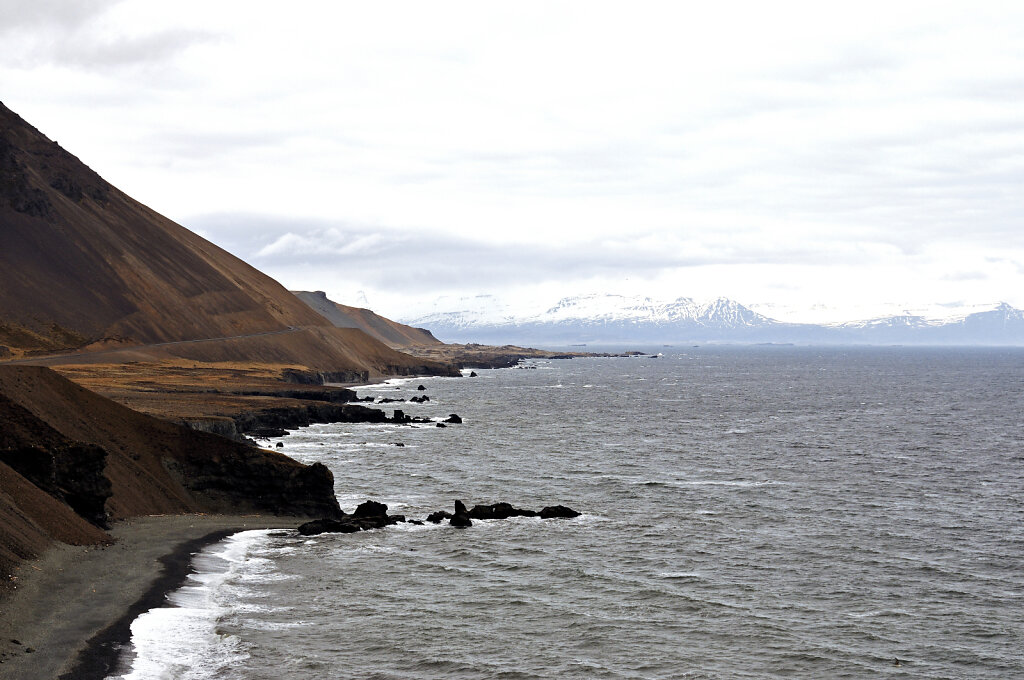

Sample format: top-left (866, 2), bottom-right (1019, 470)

top-left (426, 510), bottom-right (452, 523)
top-left (353, 500), bottom-right (389, 518)
top-left (539, 505), bottom-right (581, 519)
top-left (417, 384), bottom-right (426, 391)
top-left (468, 502), bottom-right (538, 520)
top-left (445, 413), bottom-right (463, 424)
top-left (298, 518), bottom-right (359, 535)
top-left (450, 499), bottom-right (472, 527)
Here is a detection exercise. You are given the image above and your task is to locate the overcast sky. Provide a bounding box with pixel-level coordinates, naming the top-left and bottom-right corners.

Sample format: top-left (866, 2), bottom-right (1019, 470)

top-left (3, 1), bottom-right (1023, 322)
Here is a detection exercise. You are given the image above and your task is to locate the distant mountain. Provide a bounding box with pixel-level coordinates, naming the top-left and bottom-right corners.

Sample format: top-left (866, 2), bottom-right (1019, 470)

top-left (405, 294), bottom-right (1024, 346)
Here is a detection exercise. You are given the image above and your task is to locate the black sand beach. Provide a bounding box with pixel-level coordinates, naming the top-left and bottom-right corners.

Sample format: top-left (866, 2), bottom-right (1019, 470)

top-left (0, 515), bottom-right (301, 680)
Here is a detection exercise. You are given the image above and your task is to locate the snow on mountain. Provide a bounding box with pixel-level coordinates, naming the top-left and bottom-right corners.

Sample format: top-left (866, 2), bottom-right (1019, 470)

top-left (835, 315), bottom-right (943, 331)
top-left (404, 294), bottom-right (782, 343)
top-left (402, 295), bottom-right (1024, 346)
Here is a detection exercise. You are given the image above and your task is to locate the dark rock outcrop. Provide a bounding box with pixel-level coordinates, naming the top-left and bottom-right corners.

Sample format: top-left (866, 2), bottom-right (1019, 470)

top-left (450, 500), bottom-right (472, 527)
top-left (417, 384), bottom-right (426, 391)
top-left (297, 517), bottom-right (359, 535)
top-left (281, 369), bottom-right (370, 385)
top-left (468, 502), bottom-right (538, 520)
top-left (232, 402), bottom-right (389, 436)
top-left (0, 393), bottom-right (112, 528)
top-left (391, 410), bottom-right (432, 424)
top-left (539, 505), bottom-right (582, 519)
top-left (352, 500), bottom-right (389, 518)
top-left (444, 413), bottom-right (463, 424)
top-left (426, 510), bottom-right (452, 523)
top-left (297, 500), bottom-right (406, 535)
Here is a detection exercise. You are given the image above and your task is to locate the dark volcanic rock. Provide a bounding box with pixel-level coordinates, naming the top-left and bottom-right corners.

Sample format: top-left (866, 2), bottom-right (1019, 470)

top-left (417, 384), bottom-right (426, 391)
top-left (249, 427), bottom-right (289, 438)
top-left (409, 395), bottom-right (429, 403)
top-left (298, 500), bottom-right (406, 535)
top-left (352, 500), bottom-right (389, 518)
top-left (426, 510), bottom-right (452, 523)
top-left (234, 387), bottom-right (359, 403)
top-left (391, 410), bottom-right (432, 424)
top-left (444, 413), bottom-right (463, 424)
top-left (298, 517), bottom-right (358, 535)
top-left (450, 499), bottom-right (472, 527)
top-left (539, 505), bottom-right (581, 519)
top-left (0, 393), bottom-right (112, 527)
top-left (233, 402), bottom-right (389, 436)
top-left (469, 371), bottom-right (478, 377)
top-left (468, 502), bottom-right (538, 520)
top-left (281, 369), bottom-right (370, 385)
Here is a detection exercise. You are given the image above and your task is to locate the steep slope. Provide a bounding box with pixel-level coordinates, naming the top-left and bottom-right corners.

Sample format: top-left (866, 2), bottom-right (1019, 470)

top-left (294, 290), bottom-right (441, 348)
top-left (0, 103), bottom-right (439, 375)
top-left (0, 365), bottom-right (341, 580)
top-left (0, 100), bottom-right (326, 351)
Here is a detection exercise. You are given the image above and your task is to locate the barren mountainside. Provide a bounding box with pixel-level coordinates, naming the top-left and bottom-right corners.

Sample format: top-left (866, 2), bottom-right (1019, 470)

top-left (0, 101), bottom-right (333, 352)
top-left (0, 101), bottom-right (456, 377)
top-left (293, 290), bottom-right (440, 348)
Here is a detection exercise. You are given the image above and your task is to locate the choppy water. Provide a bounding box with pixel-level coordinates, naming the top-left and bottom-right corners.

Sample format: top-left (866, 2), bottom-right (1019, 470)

top-left (111, 347), bottom-right (1024, 679)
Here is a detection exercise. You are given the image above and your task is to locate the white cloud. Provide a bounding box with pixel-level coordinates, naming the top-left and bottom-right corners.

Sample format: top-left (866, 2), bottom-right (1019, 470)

top-left (3, 0), bottom-right (1024, 319)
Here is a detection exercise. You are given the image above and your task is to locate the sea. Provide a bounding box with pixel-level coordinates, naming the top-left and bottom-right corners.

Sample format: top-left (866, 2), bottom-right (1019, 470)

top-left (108, 347), bottom-right (1024, 679)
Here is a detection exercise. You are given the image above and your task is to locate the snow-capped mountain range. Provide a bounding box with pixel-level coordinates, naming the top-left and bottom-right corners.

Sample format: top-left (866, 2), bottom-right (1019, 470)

top-left (402, 294), bottom-right (1024, 346)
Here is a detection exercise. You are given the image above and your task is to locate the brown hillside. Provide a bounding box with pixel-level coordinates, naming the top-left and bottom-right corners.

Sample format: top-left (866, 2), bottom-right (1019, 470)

top-left (294, 290), bottom-right (442, 348)
top-left (0, 365), bottom-right (341, 581)
top-left (0, 102), bottom-right (375, 358)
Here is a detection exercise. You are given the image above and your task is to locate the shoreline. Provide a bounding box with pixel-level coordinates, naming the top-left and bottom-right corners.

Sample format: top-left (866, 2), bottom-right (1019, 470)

top-left (0, 369), bottom-right (470, 679)
top-left (0, 514), bottom-right (302, 680)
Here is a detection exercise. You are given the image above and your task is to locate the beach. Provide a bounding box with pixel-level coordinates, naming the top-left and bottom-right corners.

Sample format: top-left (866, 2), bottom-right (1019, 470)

top-left (0, 514), bottom-right (302, 680)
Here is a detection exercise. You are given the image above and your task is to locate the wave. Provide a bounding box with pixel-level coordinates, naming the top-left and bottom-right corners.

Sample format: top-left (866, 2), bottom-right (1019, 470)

top-left (109, 530), bottom-right (273, 680)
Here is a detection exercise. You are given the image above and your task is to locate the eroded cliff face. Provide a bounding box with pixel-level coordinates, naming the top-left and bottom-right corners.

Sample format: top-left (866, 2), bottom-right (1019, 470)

top-left (0, 366), bottom-right (342, 580)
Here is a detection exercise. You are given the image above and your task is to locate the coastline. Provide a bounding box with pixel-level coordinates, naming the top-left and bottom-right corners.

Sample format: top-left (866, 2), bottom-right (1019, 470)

top-left (0, 514), bottom-right (303, 680)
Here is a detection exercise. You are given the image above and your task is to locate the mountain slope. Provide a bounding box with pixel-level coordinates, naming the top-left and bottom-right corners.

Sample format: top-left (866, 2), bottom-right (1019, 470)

top-left (0, 103), bottom-right (340, 352)
top-left (0, 102), bottom-right (455, 376)
top-left (293, 291), bottom-right (440, 348)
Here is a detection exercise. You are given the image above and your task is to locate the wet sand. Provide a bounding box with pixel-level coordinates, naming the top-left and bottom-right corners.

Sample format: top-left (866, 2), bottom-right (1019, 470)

top-left (0, 514), bottom-right (302, 680)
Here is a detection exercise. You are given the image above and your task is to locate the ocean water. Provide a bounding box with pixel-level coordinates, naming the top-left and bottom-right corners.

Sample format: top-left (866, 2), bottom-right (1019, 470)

top-left (109, 347), bottom-right (1024, 679)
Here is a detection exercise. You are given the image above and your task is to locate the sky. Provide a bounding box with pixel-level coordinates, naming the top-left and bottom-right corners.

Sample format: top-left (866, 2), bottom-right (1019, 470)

top-left (2, 1), bottom-right (1023, 323)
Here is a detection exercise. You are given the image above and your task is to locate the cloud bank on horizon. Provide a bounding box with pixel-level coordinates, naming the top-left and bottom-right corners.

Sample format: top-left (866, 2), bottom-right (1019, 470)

top-left (2, 1), bottom-right (1023, 322)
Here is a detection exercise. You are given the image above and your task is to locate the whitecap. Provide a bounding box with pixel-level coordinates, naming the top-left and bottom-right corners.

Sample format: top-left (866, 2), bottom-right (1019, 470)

top-left (110, 530), bottom-right (274, 680)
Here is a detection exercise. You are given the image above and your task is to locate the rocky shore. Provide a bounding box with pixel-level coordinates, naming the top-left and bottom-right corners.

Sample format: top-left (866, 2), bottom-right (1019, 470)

top-left (0, 357), bottom-right (584, 678)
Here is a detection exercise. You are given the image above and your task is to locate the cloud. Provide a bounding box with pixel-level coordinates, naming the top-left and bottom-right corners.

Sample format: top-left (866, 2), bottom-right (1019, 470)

top-left (47, 28), bottom-right (217, 69)
top-left (0, 0), bottom-right (121, 34)
top-left (0, 1), bottom-right (217, 71)
top-left (6, 1), bottom-right (1024, 318)
top-left (942, 271), bottom-right (989, 282)
top-left (190, 213), bottom-right (898, 295)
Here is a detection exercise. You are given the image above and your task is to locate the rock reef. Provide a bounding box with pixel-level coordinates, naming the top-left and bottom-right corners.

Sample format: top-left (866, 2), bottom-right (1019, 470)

top-left (300, 499), bottom-right (581, 535)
